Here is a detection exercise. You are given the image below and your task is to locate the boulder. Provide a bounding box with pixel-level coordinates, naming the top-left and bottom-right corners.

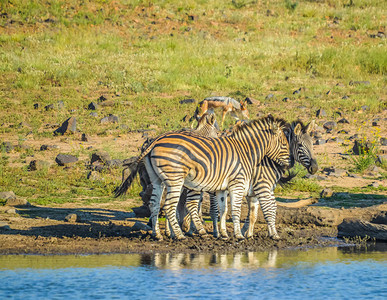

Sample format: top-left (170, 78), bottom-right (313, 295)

top-left (54, 117), bottom-right (77, 135)
top-left (6, 198), bottom-right (31, 207)
top-left (0, 191), bottom-right (16, 200)
top-left (88, 102), bottom-right (98, 110)
top-left (91, 151), bottom-right (111, 164)
top-left (55, 154), bottom-right (78, 166)
top-left (29, 160), bottom-right (51, 171)
top-left (320, 188), bottom-right (334, 198)
top-left (179, 98), bottom-right (195, 104)
top-left (131, 221), bottom-right (151, 232)
top-left (100, 114), bottom-right (119, 124)
top-left (323, 121), bottom-right (337, 130)
top-left (316, 108), bottom-right (327, 118)
top-left (65, 213), bottom-right (79, 223)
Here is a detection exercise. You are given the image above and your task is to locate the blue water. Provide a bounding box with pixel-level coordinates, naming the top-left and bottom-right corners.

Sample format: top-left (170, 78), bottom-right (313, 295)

top-left (1, 245), bottom-right (386, 299)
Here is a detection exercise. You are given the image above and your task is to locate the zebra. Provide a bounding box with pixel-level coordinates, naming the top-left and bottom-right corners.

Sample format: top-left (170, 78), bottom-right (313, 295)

top-left (115, 115), bottom-right (292, 240)
top-left (240, 120), bottom-right (318, 239)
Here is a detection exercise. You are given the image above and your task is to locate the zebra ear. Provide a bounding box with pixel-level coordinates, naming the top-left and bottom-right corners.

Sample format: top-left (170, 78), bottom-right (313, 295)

top-left (306, 120), bottom-right (315, 135)
top-left (294, 123), bottom-right (302, 135)
top-left (209, 114), bottom-right (216, 125)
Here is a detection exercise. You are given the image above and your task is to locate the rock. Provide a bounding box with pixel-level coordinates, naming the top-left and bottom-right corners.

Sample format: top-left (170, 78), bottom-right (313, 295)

top-left (244, 97), bottom-right (254, 105)
top-left (55, 154), bottom-right (78, 166)
top-left (181, 115), bottom-right (189, 122)
top-left (179, 98), bottom-right (195, 104)
top-left (87, 171), bottom-right (104, 181)
top-left (98, 95), bottom-right (107, 102)
top-left (349, 81), bottom-right (370, 86)
top-left (29, 160), bottom-right (50, 171)
top-left (323, 121), bottom-right (337, 130)
top-left (6, 198), bottom-right (31, 207)
top-left (376, 155), bottom-right (387, 164)
top-left (33, 103), bottom-right (40, 109)
top-left (372, 121), bottom-right (379, 127)
top-left (131, 221), bottom-right (151, 232)
top-left (282, 97), bottom-right (289, 102)
top-left (57, 100), bottom-right (64, 109)
top-left (349, 134), bottom-right (359, 141)
top-left (361, 105), bottom-right (369, 111)
top-left (320, 188), bottom-right (334, 198)
top-left (315, 139), bottom-right (326, 145)
top-left (304, 174), bottom-right (327, 181)
top-left (45, 104), bottom-right (54, 111)
top-left (0, 191), bottom-right (16, 200)
top-left (54, 117), bottom-right (77, 135)
top-left (89, 112), bottom-right (98, 117)
top-left (65, 213), bottom-right (79, 223)
top-left (347, 173), bottom-right (361, 178)
top-left (106, 159), bottom-right (123, 168)
top-left (370, 182), bottom-right (380, 188)
top-left (338, 118), bottom-right (349, 124)
top-left (91, 151), bottom-right (111, 164)
top-left (100, 114), bottom-right (119, 124)
top-left (342, 95), bottom-right (349, 99)
top-left (316, 108), bottom-right (327, 118)
top-left (1, 141), bottom-right (14, 153)
top-left (293, 88), bottom-right (301, 95)
top-left (81, 133), bottom-right (91, 142)
top-left (18, 122), bottom-right (31, 128)
top-left (40, 144), bottom-right (59, 151)
top-left (88, 102), bottom-right (98, 110)
top-left (297, 105), bottom-right (307, 111)
top-left (6, 208), bottom-right (18, 214)
top-left (0, 222), bottom-right (10, 230)
top-left (265, 94), bottom-right (275, 100)
top-left (352, 139), bottom-right (372, 155)
top-left (328, 168), bottom-right (346, 177)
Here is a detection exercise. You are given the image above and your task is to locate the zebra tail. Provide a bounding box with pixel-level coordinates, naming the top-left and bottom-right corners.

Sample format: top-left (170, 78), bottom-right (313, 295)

top-left (278, 170), bottom-right (298, 187)
top-left (114, 161), bottom-right (139, 197)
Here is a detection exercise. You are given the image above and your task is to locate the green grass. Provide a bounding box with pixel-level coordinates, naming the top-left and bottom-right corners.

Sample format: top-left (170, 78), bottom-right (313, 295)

top-left (0, 0), bottom-right (386, 205)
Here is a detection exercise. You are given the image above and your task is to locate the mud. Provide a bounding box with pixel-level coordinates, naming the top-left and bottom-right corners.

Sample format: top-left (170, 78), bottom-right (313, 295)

top-left (0, 203), bottom-right (345, 255)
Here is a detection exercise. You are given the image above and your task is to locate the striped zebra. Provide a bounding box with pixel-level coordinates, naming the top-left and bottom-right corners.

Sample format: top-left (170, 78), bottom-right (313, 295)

top-left (116, 115), bottom-right (291, 240)
top-left (240, 120), bottom-right (318, 239)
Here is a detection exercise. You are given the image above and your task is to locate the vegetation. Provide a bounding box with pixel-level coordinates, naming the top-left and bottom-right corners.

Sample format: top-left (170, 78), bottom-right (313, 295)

top-left (0, 0), bottom-right (385, 206)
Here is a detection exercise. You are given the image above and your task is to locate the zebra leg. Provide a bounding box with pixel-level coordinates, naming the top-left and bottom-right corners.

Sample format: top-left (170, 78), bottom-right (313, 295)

top-left (164, 184), bottom-right (186, 240)
top-left (259, 190), bottom-right (280, 240)
top-left (148, 180), bottom-right (165, 240)
top-left (241, 195), bottom-right (251, 236)
top-left (209, 192), bottom-right (219, 238)
top-left (186, 192), bottom-right (203, 236)
top-left (229, 189), bottom-right (245, 240)
top-left (244, 196), bottom-right (259, 239)
top-left (185, 190), bottom-right (207, 236)
top-left (217, 190), bottom-right (229, 240)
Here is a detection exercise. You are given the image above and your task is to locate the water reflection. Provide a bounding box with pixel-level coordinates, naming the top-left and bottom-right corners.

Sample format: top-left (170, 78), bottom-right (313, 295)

top-left (1, 243), bottom-right (386, 271)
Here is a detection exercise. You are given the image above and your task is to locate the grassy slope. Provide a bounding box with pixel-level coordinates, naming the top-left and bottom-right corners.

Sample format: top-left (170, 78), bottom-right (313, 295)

top-left (0, 0), bottom-right (386, 205)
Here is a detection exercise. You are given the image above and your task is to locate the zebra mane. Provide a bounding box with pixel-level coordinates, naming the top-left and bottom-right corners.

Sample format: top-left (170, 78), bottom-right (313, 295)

top-left (229, 115), bottom-right (289, 137)
top-left (291, 119), bottom-right (307, 133)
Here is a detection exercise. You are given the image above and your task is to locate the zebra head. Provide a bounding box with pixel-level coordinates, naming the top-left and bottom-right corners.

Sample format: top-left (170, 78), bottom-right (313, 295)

top-left (265, 118), bottom-right (292, 169)
top-left (195, 113), bottom-right (220, 138)
top-left (290, 120), bottom-right (318, 174)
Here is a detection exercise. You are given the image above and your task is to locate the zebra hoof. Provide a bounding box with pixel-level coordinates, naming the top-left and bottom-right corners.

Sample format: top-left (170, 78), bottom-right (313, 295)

top-left (270, 234), bottom-right (280, 240)
top-left (220, 234), bottom-right (229, 240)
top-left (235, 234), bottom-right (245, 240)
top-left (198, 228), bottom-right (207, 236)
top-left (153, 234), bottom-right (163, 241)
top-left (175, 234), bottom-right (187, 240)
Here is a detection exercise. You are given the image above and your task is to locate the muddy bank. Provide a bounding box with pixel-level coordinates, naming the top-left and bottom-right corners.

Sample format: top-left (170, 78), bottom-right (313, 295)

top-left (2, 202), bottom-right (386, 255)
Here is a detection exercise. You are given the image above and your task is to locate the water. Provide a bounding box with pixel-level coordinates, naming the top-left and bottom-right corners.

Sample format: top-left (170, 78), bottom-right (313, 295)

top-left (1, 245), bottom-right (386, 299)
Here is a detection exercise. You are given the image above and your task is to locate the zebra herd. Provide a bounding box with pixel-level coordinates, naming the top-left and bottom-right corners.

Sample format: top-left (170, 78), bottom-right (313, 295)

top-left (115, 113), bottom-right (318, 241)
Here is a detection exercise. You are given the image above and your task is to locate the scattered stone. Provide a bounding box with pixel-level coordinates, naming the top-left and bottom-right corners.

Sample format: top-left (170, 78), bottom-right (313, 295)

top-left (0, 222), bottom-right (10, 230)
top-left (347, 173), bottom-right (361, 178)
top-left (372, 121), bottom-right (379, 127)
top-left (265, 94), bottom-right (275, 100)
top-left (179, 99), bottom-right (195, 104)
top-left (349, 134), bottom-right (359, 141)
top-left (0, 191), bottom-right (16, 200)
top-left (297, 105), bottom-right (307, 111)
top-left (244, 97), bottom-right (254, 105)
top-left (361, 105), bottom-right (369, 111)
top-left (106, 159), bottom-right (124, 168)
top-left (98, 95), bottom-right (107, 102)
top-left (293, 88), bottom-right (301, 95)
top-left (87, 171), bottom-right (104, 181)
top-left (88, 102), bottom-right (98, 110)
top-left (91, 151), bottom-right (111, 164)
top-left (320, 188), bottom-right (334, 198)
top-left (40, 144), bottom-right (59, 151)
top-left (29, 160), bottom-right (51, 171)
top-left (370, 182), bottom-right (380, 188)
top-left (326, 90), bottom-right (331, 95)
top-left (54, 117), bottom-right (77, 135)
top-left (1, 141), bottom-right (14, 153)
top-left (349, 81), bottom-right (371, 86)
top-left (352, 139), bottom-right (372, 155)
top-left (119, 124), bottom-right (129, 130)
top-left (6, 208), bottom-right (18, 214)
top-left (323, 121), bottom-right (337, 130)
top-left (328, 168), bottom-right (346, 177)
top-left (342, 95), bottom-right (349, 99)
top-left (369, 31), bottom-right (385, 39)
top-left (18, 122), bottom-right (31, 128)
top-left (57, 100), bottom-right (64, 109)
top-left (33, 103), bottom-right (40, 109)
top-left (89, 112), bottom-right (98, 117)
top-left (338, 118), bottom-right (349, 124)
top-left (282, 97), bottom-right (289, 102)
top-left (131, 221), bottom-right (151, 232)
top-left (6, 198), bottom-right (31, 207)
top-left (45, 104), bottom-right (54, 111)
top-left (304, 174), bottom-right (327, 181)
top-left (377, 155), bottom-right (387, 164)
top-left (316, 108), bottom-right (327, 118)
top-left (81, 133), bottom-right (91, 142)
top-left (315, 139), bottom-right (326, 145)
top-left (65, 213), bottom-right (79, 223)
top-left (100, 114), bottom-right (119, 124)
top-left (55, 154), bottom-right (78, 166)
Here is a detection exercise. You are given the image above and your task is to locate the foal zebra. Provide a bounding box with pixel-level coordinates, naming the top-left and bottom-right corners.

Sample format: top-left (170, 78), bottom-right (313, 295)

top-left (116, 115), bottom-right (291, 240)
top-left (240, 120), bottom-right (318, 239)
